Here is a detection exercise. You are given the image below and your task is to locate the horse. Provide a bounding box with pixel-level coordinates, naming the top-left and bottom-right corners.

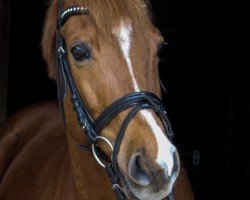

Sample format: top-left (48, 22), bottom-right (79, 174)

top-left (0, 0), bottom-right (194, 199)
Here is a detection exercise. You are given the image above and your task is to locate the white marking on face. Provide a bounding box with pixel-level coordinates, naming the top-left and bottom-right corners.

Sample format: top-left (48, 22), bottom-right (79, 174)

top-left (141, 110), bottom-right (175, 176)
top-left (115, 21), bottom-right (175, 177)
top-left (116, 21), bottom-right (140, 92)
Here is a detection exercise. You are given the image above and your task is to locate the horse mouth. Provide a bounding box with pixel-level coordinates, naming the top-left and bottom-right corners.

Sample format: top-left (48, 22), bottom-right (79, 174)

top-left (121, 177), bottom-right (175, 200)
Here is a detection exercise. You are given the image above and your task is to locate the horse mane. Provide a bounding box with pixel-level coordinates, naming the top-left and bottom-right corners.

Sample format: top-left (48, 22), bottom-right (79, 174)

top-left (42, 0), bottom-right (152, 79)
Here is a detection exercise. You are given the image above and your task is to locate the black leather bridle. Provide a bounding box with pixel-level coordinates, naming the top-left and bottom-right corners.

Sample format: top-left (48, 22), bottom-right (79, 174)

top-left (56, 3), bottom-right (175, 200)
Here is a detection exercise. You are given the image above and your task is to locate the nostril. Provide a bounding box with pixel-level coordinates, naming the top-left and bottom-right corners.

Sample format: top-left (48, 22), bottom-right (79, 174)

top-left (128, 154), bottom-right (151, 187)
top-left (171, 150), bottom-right (180, 179)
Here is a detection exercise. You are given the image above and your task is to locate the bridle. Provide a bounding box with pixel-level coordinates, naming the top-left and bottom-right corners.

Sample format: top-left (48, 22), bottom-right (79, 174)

top-left (56, 3), bottom-right (175, 200)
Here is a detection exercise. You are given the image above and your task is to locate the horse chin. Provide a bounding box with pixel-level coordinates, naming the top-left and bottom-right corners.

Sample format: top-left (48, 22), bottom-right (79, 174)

top-left (122, 179), bottom-right (175, 200)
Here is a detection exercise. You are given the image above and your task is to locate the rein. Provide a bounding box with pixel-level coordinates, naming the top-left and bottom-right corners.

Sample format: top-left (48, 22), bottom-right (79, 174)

top-left (56, 3), bottom-right (175, 200)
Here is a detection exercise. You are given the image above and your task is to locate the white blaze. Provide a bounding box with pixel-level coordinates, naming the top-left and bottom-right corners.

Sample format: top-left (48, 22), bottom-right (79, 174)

top-left (115, 21), bottom-right (175, 176)
top-left (117, 22), bottom-right (140, 92)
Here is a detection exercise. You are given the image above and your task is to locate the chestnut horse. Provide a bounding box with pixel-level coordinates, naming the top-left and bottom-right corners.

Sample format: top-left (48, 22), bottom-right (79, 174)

top-left (0, 0), bottom-right (194, 199)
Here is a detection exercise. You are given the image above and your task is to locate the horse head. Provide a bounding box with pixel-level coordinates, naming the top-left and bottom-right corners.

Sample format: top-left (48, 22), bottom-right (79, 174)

top-left (42, 0), bottom-right (180, 199)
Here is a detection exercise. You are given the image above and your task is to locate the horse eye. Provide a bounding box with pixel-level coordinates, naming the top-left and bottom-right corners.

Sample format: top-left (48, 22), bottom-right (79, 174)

top-left (71, 44), bottom-right (91, 61)
top-left (157, 43), bottom-right (167, 57)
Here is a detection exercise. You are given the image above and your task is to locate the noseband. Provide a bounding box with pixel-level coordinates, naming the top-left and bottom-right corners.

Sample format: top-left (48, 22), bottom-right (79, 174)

top-left (56, 3), bottom-right (175, 200)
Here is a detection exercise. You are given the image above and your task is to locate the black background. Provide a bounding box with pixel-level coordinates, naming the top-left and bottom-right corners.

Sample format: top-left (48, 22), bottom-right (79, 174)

top-left (7, 0), bottom-right (249, 199)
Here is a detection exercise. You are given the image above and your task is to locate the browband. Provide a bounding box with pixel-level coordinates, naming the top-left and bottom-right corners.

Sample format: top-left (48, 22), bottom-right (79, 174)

top-left (57, 6), bottom-right (89, 28)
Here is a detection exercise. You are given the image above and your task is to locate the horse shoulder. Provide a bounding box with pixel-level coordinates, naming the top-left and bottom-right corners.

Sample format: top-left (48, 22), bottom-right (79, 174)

top-left (0, 101), bottom-right (76, 200)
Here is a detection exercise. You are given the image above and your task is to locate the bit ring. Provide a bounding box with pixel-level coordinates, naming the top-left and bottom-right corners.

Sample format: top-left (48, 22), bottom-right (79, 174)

top-left (92, 136), bottom-right (113, 168)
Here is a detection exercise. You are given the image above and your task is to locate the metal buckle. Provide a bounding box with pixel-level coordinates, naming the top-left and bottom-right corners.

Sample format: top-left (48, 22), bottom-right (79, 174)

top-left (58, 46), bottom-right (66, 58)
top-left (82, 119), bottom-right (87, 129)
top-left (58, 46), bottom-right (65, 54)
top-left (112, 184), bottom-right (123, 191)
top-left (92, 136), bottom-right (113, 168)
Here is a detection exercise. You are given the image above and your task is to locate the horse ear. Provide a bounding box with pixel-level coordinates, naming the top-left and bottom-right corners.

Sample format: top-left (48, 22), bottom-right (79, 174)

top-left (42, 0), bottom-right (59, 80)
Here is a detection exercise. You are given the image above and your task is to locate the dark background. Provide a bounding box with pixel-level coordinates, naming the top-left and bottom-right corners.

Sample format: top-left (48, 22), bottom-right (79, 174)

top-left (4, 0), bottom-right (250, 199)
